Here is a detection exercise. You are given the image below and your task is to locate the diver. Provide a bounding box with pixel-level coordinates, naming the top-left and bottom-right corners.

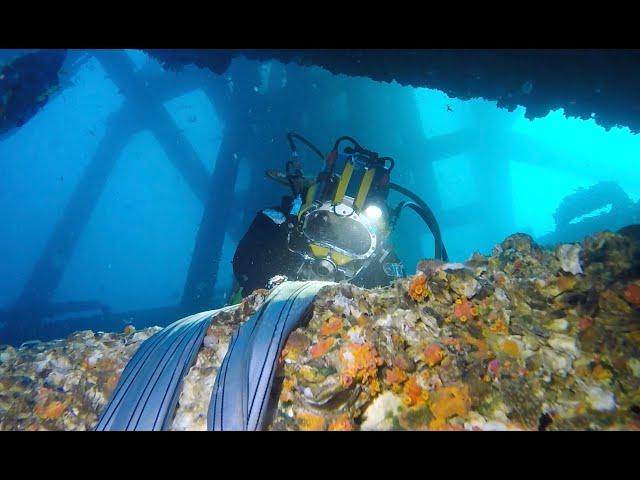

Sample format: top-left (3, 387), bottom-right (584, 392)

top-left (231, 133), bottom-right (448, 299)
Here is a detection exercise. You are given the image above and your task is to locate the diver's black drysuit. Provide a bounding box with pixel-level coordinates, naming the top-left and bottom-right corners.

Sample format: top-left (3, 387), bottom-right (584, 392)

top-left (233, 202), bottom-right (400, 295)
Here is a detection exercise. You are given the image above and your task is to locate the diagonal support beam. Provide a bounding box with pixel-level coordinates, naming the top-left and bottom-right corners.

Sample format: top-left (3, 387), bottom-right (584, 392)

top-left (180, 62), bottom-right (260, 312)
top-left (2, 51), bottom-right (230, 345)
top-left (3, 106), bottom-right (140, 344)
top-left (418, 128), bottom-right (479, 162)
top-left (180, 127), bottom-right (243, 311)
top-left (93, 49), bottom-right (210, 204)
top-left (15, 106), bottom-right (139, 310)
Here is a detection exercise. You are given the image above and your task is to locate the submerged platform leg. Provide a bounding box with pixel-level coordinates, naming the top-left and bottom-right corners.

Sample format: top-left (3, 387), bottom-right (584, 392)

top-left (4, 107), bottom-right (139, 345)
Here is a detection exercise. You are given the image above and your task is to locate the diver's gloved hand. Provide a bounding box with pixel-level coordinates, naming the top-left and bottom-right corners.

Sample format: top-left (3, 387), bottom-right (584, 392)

top-left (267, 275), bottom-right (288, 289)
top-left (286, 157), bottom-right (305, 196)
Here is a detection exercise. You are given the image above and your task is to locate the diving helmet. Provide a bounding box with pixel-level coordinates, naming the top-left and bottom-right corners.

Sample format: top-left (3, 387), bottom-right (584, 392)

top-left (267, 133), bottom-right (448, 285)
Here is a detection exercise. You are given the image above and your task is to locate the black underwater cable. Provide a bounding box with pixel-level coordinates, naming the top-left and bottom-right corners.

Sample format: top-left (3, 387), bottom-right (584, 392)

top-left (389, 183), bottom-right (449, 261)
top-left (287, 132), bottom-right (325, 161)
top-left (333, 135), bottom-right (363, 153)
top-left (392, 200), bottom-right (448, 261)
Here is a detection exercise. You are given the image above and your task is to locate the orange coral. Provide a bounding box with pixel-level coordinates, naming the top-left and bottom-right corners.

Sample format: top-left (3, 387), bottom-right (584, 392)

top-left (370, 378), bottom-right (382, 397)
top-left (35, 400), bottom-right (67, 420)
top-left (624, 283), bottom-right (640, 307)
top-left (341, 374), bottom-right (354, 388)
top-left (296, 411), bottom-right (326, 431)
top-left (490, 318), bottom-right (509, 334)
top-left (453, 298), bottom-right (474, 319)
top-left (385, 366), bottom-right (408, 392)
top-left (320, 316), bottom-right (344, 336)
top-left (339, 342), bottom-right (382, 383)
top-left (279, 378), bottom-right (295, 403)
top-left (441, 337), bottom-right (462, 352)
top-left (501, 339), bottom-right (520, 358)
top-left (310, 338), bottom-right (334, 359)
top-left (463, 333), bottom-right (490, 360)
top-left (421, 343), bottom-right (445, 367)
top-left (328, 415), bottom-right (354, 431)
top-left (403, 375), bottom-right (428, 407)
top-left (409, 274), bottom-right (429, 302)
top-left (428, 385), bottom-right (471, 429)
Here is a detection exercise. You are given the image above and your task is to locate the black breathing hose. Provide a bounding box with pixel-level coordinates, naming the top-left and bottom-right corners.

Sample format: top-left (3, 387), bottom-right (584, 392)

top-left (333, 136), bottom-right (363, 153)
top-left (389, 183), bottom-right (449, 261)
top-left (287, 132), bottom-right (325, 161)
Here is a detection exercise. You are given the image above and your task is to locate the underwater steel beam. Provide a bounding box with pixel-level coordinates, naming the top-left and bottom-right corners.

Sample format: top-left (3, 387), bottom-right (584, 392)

top-left (4, 107), bottom-right (141, 344)
top-left (180, 128), bottom-right (243, 311)
top-left (181, 61), bottom-right (262, 311)
top-left (418, 128), bottom-right (478, 162)
top-left (2, 51), bottom-right (227, 345)
top-left (92, 49), bottom-right (210, 204)
top-left (36, 306), bottom-right (185, 345)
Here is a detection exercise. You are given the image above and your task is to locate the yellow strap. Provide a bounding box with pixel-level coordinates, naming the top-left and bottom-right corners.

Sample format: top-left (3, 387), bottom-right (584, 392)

top-left (355, 167), bottom-right (376, 210)
top-left (298, 182), bottom-right (318, 220)
top-left (310, 244), bottom-right (329, 257)
top-left (333, 160), bottom-right (353, 205)
top-left (331, 251), bottom-right (352, 266)
top-left (304, 182), bottom-right (317, 207)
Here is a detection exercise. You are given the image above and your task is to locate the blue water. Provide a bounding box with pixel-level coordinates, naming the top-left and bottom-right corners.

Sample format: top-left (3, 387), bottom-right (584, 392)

top-left (1, 49), bottom-right (638, 345)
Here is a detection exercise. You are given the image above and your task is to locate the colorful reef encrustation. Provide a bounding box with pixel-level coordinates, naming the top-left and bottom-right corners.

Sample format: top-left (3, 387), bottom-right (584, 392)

top-left (1, 230), bottom-right (640, 431)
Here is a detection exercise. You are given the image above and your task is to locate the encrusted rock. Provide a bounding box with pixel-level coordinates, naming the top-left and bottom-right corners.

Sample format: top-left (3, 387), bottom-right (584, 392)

top-left (557, 244), bottom-right (584, 275)
top-left (2, 230), bottom-right (640, 431)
